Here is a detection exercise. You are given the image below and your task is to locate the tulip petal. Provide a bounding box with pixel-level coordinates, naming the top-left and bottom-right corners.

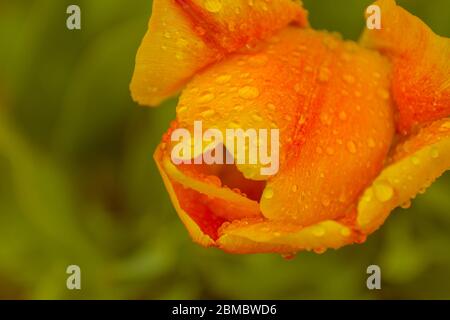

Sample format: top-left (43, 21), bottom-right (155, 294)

top-left (217, 219), bottom-right (363, 254)
top-left (130, 0), bottom-right (308, 106)
top-left (361, 0), bottom-right (450, 134)
top-left (154, 128), bottom-right (264, 242)
top-left (357, 118), bottom-right (450, 234)
top-left (155, 145), bottom-right (216, 246)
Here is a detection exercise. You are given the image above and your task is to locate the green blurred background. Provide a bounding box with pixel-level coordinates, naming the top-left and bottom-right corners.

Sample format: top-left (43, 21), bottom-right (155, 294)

top-left (0, 0), bottom-right (449, 299)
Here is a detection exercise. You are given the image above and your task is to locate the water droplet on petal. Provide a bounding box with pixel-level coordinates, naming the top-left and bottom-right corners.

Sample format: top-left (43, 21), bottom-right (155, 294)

top-left (175, 52), bottom-right (183, 60)
top-left (200, 109), bottom-right (215, 118)
top-left (177, 106), bottom-right (188, 114)
top-left (312, 226), bottom-right (325, 237)
top-left (263, 187), bottom-right (274, 199)
top-left (215, 74), bottom-right (231, 84)
top-left (281, 253), bottom-right (296, 260)
top-left (439, 121), bottom-right (450, 131)
top-left (176, 38), bottom-right (188, 47)
top-left (249, 54), bottom-right (268, 67)
top-left (373, 181), bottom-right (394, 202)
top-left (198, 92), bottom-right (215, 103)
top-left (342, 74), bottom-right (355, 84)
top-left (314, 247), bottom-right (326, 254)
top-left (252, 114), bottom-right (263, 122)
top-left (400, 200), bottom-right (411, 209)
top-left (318, 67), bottom-right (331, 82)
top-left (378, 89), bottom-right (390, 100)
top-left (239, 86), bottom-right (260, 99)
top-left (347, 141), bottom-right (357, 154)
top-left (320, 113), bottom-right (332, 125)
top-left (321, 197), bottom-right (331, 207)
top-left (411, 156), bottom-right (421, 165)
top-left (267, 103), bottom-right (276, 111)
top-left (204, 0), bottom-right (223, 13)
top-left (340, 227), bottom-right (351, 237)
top-left (339, 111), bottom-right (347, 121)
top-left (430, 147), bottom-right (440, 159)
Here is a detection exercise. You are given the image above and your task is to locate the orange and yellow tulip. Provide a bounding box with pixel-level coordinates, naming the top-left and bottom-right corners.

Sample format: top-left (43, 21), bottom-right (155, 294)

top-left (130, 0), bottom-right (450, 255)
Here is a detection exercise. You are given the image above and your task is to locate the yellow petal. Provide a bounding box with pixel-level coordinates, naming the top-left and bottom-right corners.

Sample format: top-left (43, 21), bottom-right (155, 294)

top-left (217, 219), bottom-right (362, 254)
top-left (154, 134), bottom-right (263, 242)
top-left (130, 0), bottom-right (308, 106)
top-left (357, 118), bottom-right (450, 234)
top-left (154, 144), bottom-right (215, 246)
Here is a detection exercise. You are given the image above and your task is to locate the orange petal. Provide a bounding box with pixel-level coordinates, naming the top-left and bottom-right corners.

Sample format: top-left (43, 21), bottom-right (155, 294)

top-left (360, 0), bottom-right (450, 134)
top-left (130, 0), bottom-right (308, 106)
top-left (357, 118), bottom-right (450, 235)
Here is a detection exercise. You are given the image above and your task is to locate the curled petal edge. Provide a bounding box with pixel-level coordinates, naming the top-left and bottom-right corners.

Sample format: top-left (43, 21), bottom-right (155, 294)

top-left (357, 118), bottom-right (450, 235)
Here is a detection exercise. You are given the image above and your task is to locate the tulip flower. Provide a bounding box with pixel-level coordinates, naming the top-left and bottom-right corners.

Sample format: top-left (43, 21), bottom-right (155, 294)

top-left (130, 0), bottom-right (450, 255)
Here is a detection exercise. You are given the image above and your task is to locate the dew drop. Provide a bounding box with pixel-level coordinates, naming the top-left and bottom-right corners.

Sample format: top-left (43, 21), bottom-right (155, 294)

top-left (347, 141), bottom-right (357, 154)
top-left (326, 147), bottom-right (334, 155)
top-left (343, 74), bottom-right (355, 84)
top-left (368, 138), bottom-right (376, 148)
top-left (430, 147), bottom-right (440, 159)
top-left (338, 193), bottom-right (347, 203)
top-left (204, 0), bottom-right (223, 13)
top-left (175, 52), bottom-right (183, 60)
top-left (312, 226), bottom-right (325, 237)
top-left (198, 92), bottom-right (215, 103)
top-left (281, 253), bottom-right (296, 260)
top-left (400, 200), bottom-right (411, 209)
top-left (239, 86), bottom-right (260, 99)
top-left (318, 67), bottom-right (331, 82)
top-left (373, 181), bottom-right (394, 202)
top-left (263, 187), bottom-right (274, 199)
top-left (177, 106), bottom-right (188, 114)
top-left (215, 74), bottom-right (231, 84)
top-left (314, 247), bottom-right (326, 254)
top-left (378, 89), bottom-right (390, 100)
top-left (267, 103), bottom-right (276, 111)
top-left (340, 227), bottom-right (351, 237)
top-left (439, 121), bottom-right (450, 131)
top-left (340, 52), bottom-right (351, 62)
top-left (411, 156), bottom-right (421, 165)
top-left (176, 38), bottom-right (188, 47)
top-left (298, 115), bottom-right (306, 125)
top-left (228, 121), bottom-right (239, 129)
top-left (249, 54), bottom-right (268, 67)
top-left (252, 114), bottom-right (263, 122)
top-left (320, 113), bottom-right (332, 125)
top-left (321, 197), bottom-right (331, 207)
top-left (338, 111), bottom-right (347, 121)
top-left (200, 109), bottom-right (215, 118)
top-left (291, 184), bottom-right (298, 193)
